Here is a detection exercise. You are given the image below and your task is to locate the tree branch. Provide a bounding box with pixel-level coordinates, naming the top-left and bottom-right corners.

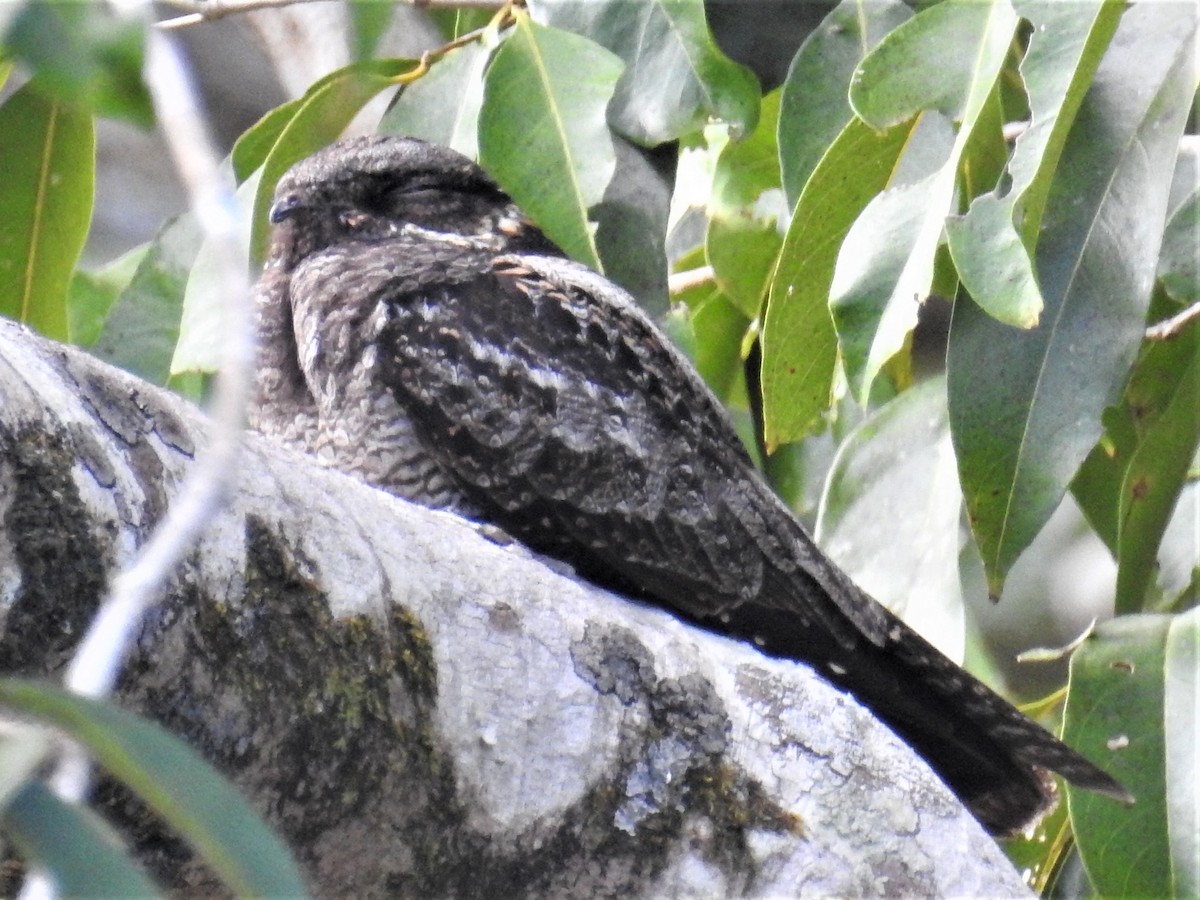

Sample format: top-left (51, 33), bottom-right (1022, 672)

top-left (156, 0), bottom-right (508, 30)
top-left (0, 321), bottom-right (1035, 897)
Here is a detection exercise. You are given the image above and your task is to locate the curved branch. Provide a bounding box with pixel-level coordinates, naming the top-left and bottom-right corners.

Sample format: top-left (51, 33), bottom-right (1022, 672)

top-left (0, 323), bottom-right (1034, 897)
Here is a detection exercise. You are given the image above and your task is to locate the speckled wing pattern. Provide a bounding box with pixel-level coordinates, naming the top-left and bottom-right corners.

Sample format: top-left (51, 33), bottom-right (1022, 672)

top-left (323, 244), bottom-right (1130, 835)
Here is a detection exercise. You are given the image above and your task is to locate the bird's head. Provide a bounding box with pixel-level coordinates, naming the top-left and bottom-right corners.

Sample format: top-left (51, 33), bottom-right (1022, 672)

top-left (267, 135), bottom-right (560, 264)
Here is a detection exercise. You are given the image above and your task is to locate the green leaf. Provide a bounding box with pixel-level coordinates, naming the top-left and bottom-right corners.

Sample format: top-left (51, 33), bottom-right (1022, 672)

top-left (946, 0), bottom-right (1124, 328)
top-left (593, 136), bottom-right (672, 312)
top-left (1156, 478), bottom-right (1200, 609)
top-left (1164, 606), bottom-right (1199, 897)
top-left (835, 0), bottom-right (1019, 405)
top-left (850, 0), bottom-right (1017, 127)
top-left (1073, 313), bottom-right (1200, 613)
top-left (3, 779), bottom-right (162, 898)
top-left (348, 0), bottom-right (395, 61)
top-left (90, 214), bottom-right (202, 385)
top-left (248, 58), bottom-right (414, 266)
top-left (815, 377), bottom-right (965, 662)
top-left (827, 113), bottom-right (955, 404)
top-left (948, 3), bottom-right (1200, 596)
top-left (231, 98), bottom-right (303, 184)
top-left (778, 0), bottom-right (913, 207)
top-left (0, 82), bottom-right (94, 342)
top-left (67, 243), bottom-right (147, 347)
top-left (1158, 182), bottom-right (1199, 305)
top-left (379, 42), bottom-right (490, 158)
top-left (760, 117), bottom-right (912, 448)
top-left (0, 726), bottom-right (52, 812)
top-left (528, 0), bottom-right (759, 145)
top-left (690, 292), bottom-right (751, 406)
top-left (427, 8), bottom-right (494, 41)
top-left (2, 1), bottom-right (153, 128)
top-left (172, 172), bottom-right (258, 376)
top-left (1064, 614), bottom-right (1191, 898)
top-left (479, 12), bottom-right (623, 270)
top-left (705, 89), bottom-right (783, 317)
top-left (0, 679), bottom-right (308, 898)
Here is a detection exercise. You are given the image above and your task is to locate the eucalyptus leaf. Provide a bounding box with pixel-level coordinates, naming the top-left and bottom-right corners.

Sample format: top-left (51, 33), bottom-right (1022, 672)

top-left (0, 82), bottom-right (94, 342)
top-left (1065, 616), bottom-right (1176, 897)
top-left (248, 59), bottom-right (415, 266)
top-left (528, 0), bottom-right (758, 145)
top-left (91, 213), bottom-right (202, 385)
top-left (1073, 312), bottom-right (1200, 613)
top-left (379, 42), bottom-right (490, 158)
top-left (778, 0), bottom-right (912, 207)
top-left (706, 90), bottom-right (784, 317)
top-left (3, 1), bottom-right (152, 128)
top-left (946, 0), bottom-right (1123, 327)
top-left (479, 12), bottom-right (623, 270)
top-left (0, 679), bottom-right (308, 898)
top-left (67, 243), bottom-right (147, 347)
top-left (3, 779), bottom-right (162, 898)
top-left (835, 0), bottom-right (1017, 404)
top-left (816, 377), bottom-right (965, 662)
top-left (761, 117), bottom-right (912, 449)
top-left (948, 3), bottom-right (1200, 596)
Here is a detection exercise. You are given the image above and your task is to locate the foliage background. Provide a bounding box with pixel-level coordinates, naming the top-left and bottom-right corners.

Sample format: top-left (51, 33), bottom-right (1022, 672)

top-left (0, 1), bottom-right (1195, 896)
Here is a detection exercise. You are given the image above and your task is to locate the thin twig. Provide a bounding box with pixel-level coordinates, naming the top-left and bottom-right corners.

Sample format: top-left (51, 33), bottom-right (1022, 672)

top-left (52, 2), bottom-right (252, 800)
top-left (22, 8), bottom-right (252, 890)
top-left (157, 0), bottom-right (507, 30)
top-left (668, 265), bottom-right (716, 295)
top-left (1146, 299), bottom-right (1200, 341)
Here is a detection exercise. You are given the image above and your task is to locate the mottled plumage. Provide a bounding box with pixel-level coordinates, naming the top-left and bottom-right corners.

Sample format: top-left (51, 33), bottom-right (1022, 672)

top-left (251, 135), bottom-right (1129, 835)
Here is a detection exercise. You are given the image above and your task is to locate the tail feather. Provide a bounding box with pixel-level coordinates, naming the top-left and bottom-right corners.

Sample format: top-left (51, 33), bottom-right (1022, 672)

top-left (714, 595), bottom-right (1130, 835)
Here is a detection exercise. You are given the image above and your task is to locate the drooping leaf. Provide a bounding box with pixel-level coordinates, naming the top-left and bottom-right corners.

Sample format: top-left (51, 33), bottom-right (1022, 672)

top-left (706, 89), bottom-right (783, 317)
top-left (827, 113), bottom-right (954, 404)
top-left (835, 0), bottom-right (1019, 405)
top-left (231, 98), bottom-right (303, 184)
top-left (0, 726), bottom-right (52, 812)
top-left (248, 59), bottom-right (415, 266)
top-left (347, 0), bottom-right (395, 61)
top-left (760, 117), bottom-right (913, 448)
top-left (1064, 615), bottom-right (1183, 898)
top-left (1155, 477), bottom-right (1200, 610)
top-left (172, 172), bottom-right (258, 376)
top-left (426, 7), bottom-right (494, 41)
top-left (90, 214), bottom-right (202, 385)
top-left (1163, 606), bottom-right (1200, 898)
top-left (1157, 180), bottom-right (1199, 305)
top-left (778, 0), bottom-right (913, 208)
top-left (816, 377), bottom-right (965, 662)
top-left (592, 136), bottom-right (672, 312)
top-left (2, 1), bottom-right (153, 128)
top-left (479, 12), bottom-right (623, 270)
top-left (690, 292), bottom-right (751, 407)
top-left (1073, 310), bottom-right (1200, 613)
top-left (3, 779), bottom-right (162, 898)
top-left (0, 679), bottom-right (308, 898)
top-left (948, 3), bottom-right (1200, 596)
top-left (946, 0), bottom-right (1124, 328)
top-left (67, 243), bottom-right (147, 347)
top-left (0, 82), bottom-right (94, 342)
top-left (528, 0), bottom-right (759, 145)
top-left (379, 42), bottom-right (490, 158)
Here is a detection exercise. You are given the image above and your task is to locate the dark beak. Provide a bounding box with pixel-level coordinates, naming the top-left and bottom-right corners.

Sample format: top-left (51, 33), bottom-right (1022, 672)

top-left (269, 194), bottom-right (304, 224)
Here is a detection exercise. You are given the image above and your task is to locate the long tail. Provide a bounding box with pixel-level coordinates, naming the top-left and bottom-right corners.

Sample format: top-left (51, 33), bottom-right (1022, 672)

top-left (715, 575), bottom-right (1131, 835)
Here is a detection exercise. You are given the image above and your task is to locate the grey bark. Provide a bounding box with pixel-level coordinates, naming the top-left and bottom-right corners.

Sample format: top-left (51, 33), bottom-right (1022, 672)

top-left (0, 319), bottom-right (1032, 897)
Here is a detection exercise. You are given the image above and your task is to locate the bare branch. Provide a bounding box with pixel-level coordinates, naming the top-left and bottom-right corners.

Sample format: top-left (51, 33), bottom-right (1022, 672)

top-left (157, 0), bottom-right (507, 30)
top-left (668, 265), bottom-right (716, 295)
top-left (1147, 299), bottom-right (1200, 341)
top-left (39, 2), bottom-right (252, 814)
